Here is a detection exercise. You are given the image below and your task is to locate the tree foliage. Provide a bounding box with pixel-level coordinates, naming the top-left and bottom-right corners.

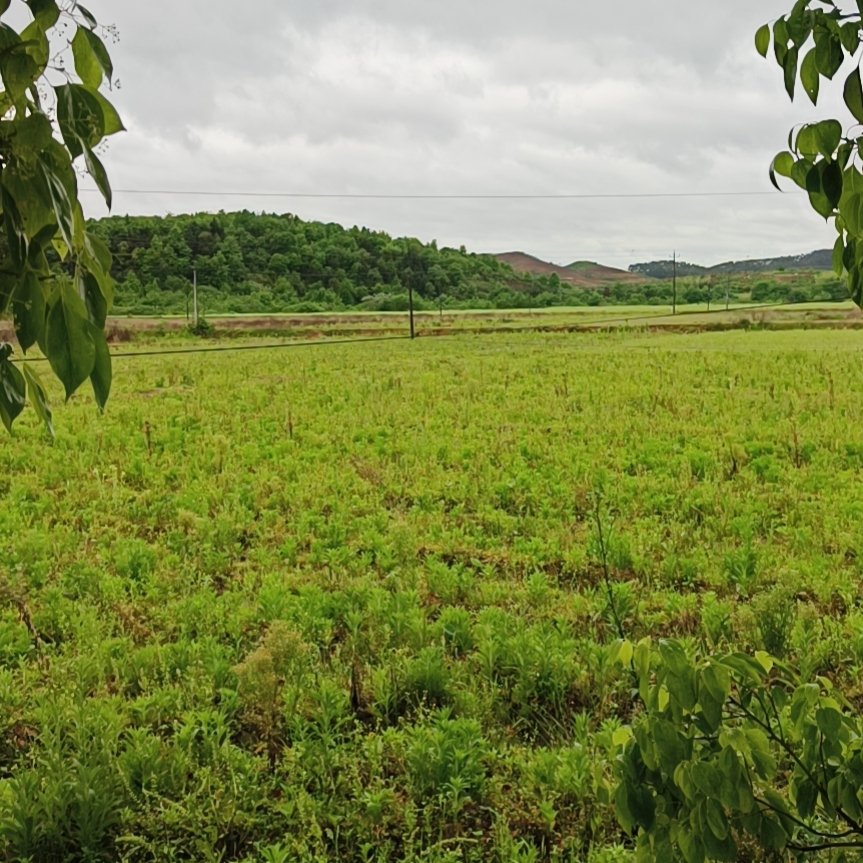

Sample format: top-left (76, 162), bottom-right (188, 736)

top-left (614, 640), bottom-right (863, 861)
top-left (90, 211), bottom-right (583, 313)
top-left (756, 0), bottom-right (863, 306)
top-left (0, 1), bottom-right (122, 434)
top-left (88, 211), bottom-right (828, 315)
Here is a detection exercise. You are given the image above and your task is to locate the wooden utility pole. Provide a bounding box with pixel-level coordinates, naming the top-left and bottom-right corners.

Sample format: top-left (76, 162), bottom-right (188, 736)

top-left (408, 283), bottom-right (415, 339)
top-left (672, 251), bottom-right (677, 315)
top-left (192, 269), bottom-right (198, 325)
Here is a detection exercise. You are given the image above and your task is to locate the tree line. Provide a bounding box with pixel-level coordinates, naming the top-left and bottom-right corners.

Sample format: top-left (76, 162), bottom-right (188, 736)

top-left (87, 211), bottom-right (845, 315)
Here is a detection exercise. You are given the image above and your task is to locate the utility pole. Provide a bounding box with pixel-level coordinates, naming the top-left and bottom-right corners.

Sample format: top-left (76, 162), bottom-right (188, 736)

top-left (408, 282), bottom-right (415, 339)
top-left (672, 251), bottom-right (677, 315)
top-left (192, 269), bottom-right (198, 326)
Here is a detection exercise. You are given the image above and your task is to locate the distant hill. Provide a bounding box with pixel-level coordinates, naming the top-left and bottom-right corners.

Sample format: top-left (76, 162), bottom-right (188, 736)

top-left (495, 252), bottom-right (645, 287)
top-left (629, 249), bottom-right (833, 279)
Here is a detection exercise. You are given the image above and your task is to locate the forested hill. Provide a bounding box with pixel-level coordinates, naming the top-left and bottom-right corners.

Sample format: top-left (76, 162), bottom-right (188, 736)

top-left (90, 211), bottom-right (612, 314)
top-left (629, 249), bottom-right (833, 279)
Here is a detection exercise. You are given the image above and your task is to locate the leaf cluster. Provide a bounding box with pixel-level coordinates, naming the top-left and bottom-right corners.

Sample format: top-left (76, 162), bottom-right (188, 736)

top-left (614, 638), bottom-right (863, 861)
top-left (0, 1), bottom-right (123, 434)
top-left (757, 2), bottom-right (863, 307)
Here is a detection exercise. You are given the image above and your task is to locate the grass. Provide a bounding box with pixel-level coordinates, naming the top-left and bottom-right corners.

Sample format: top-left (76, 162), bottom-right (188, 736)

top-left (2, 328), bottom-right (863, 861)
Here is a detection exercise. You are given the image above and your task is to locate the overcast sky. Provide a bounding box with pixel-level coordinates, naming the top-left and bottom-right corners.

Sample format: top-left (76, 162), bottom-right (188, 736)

top-left (84, 1), bottom-right (844, 269)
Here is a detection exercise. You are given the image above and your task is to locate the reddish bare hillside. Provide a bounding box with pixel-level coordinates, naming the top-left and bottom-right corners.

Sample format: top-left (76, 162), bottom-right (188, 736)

top-left (495, 251), bottom-right (645, 288)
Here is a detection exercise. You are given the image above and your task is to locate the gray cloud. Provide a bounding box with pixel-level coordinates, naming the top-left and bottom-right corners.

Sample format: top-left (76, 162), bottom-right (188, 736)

top-left (86, 0), bottom-right (843, 268)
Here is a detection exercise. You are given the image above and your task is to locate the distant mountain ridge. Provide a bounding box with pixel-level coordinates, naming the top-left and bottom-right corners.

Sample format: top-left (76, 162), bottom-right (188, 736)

top-left (495, 251), bottom-right (645, 287)
top-left (629, 249), bottom-right (833, 279)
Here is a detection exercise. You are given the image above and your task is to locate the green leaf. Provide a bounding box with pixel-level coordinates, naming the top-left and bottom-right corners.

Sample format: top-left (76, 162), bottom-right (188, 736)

top-left (754, 651), bottom-right (774, 674)
top-left (1, 185), bottom-right (28, 268)
top-left (80, 271), bottom-right (108, 327)
top-left (12, 271), bottom-right (45, 352)
top-left (3, 161), bottom-right (56, 240)
top-left (20, 19), bottom-right (48, 70)
top-left (92, 90), bottom-right (124, 136)
top-left (840, 21), bottom-right (861, 55)
top-left (794, 777), bottom-right (818, 818)
top-left (81, 29), bottom-right (112, 81)
top-left (823, 160), bottom-right (843, 208)
top-left (659, 640), bottom-right (697, 709)
top-left (26, 0), bottom-right (60, 29)
top-left (719, 653), bottom-right (767, 684)
top-left (755, 24), bottom-right (771, 58)
top-left (801, 48), bottom-right (820, 104)
top-left (816, 705), bottom-right (843, 737)
top-left (770, 151), bottom-right (795, 190)
top-left (774, 19), bottom-right (790, 66)
top-left (44, 281), bottom-right (96, 399)
top-left (745, 727), bottom-right (777, 778)
top-left (83, 145), bottom-right (111, 209)
top-left (806, 164), bottom-right (835, 218)
top-left (614, 780), bottom-right (635, 832)
top-left (38, 142), bottom-right (79, 250)
top-left (627, 785), bottom-right (656, 831)
top-left (795, 124), bottom-right (820, 157)
top-left (691, 761), bottom-right (721, 798)
top-left (14, 112), bottom-right (53, 155)
top-left (86, 319), bottom-right (111, 409)
top-left (0, 23), bottom-right (38, 95)
top-left (612, 726), bottom-right (632, 748)
top-left (617, 639), bottom-right (634, 667)
top-left (71, 26), bottom-right (102, 89)
top-left (702, 828), bottom-right (737, 863)
top-left (815, 30), bottom-right (844, 80)
top-left (786, 1), bottom-right (811, 47)
top-left (705, 798), bottom-right (728, 840)
top-left (22, 363), bottom-right (53, 437)
top-left (75, 4), bottom-right (98, 29)
top-left (758, 814), bottom-right (788, 851)
top-left (54, 83), bottom-right (105, 158)
top-left (815, 119), bottom-right (843, 155)
top-left (833, 234), bottom-right (845, 276)
top-left (702, 663), bottom-right (731, 703)
top-left (0, 353), bottom-right (26, 432)
top-left (783, 46), bottom-right (799, 99)
top-left (717, 747), bottom-right (743, 809)
top-left (844, 66), bottom-right (863, 124)
top-left (654, 718), bottom-right (689, 775)
top-left (678, 829), bottom-right (705, 863)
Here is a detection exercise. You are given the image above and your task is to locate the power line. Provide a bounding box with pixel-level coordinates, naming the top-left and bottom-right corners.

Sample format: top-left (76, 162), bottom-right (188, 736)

top-left (80, 187), bottom-right (790, 201)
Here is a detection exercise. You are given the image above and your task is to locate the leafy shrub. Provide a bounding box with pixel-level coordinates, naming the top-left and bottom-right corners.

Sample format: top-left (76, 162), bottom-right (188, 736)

top-left (406, 713), bottom-right (489, 811)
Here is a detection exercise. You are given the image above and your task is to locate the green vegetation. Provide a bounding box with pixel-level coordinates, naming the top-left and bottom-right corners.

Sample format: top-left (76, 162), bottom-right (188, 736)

top-left (93, 211), bottom-right (567, 314)
top-left (757, 0), bottom-right (863, 303)
top-left (88, 212), bottom-right (844, 316)
top-left (0, 1), bottom-right (122, 433)
top-left (4, 328), bottom-right (863, 861)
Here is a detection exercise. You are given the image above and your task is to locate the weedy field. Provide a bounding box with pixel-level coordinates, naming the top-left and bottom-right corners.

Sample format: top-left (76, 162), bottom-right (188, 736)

top-left (2, 328), bottom-right (863, 862)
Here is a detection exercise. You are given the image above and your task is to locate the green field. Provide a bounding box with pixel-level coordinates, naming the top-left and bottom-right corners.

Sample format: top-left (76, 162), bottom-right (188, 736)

top-left (90, 301), bottom-right (863, 347)
top-left (3, 328), bottom-right (863, 861)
